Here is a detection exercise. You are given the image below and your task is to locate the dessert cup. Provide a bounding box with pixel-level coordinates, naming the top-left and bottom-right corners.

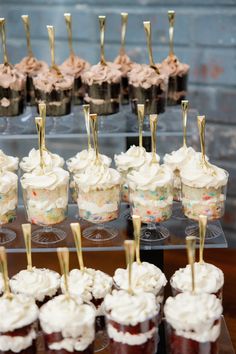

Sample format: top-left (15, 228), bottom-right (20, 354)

top-left (39, 294), bottom-right (96, 354)
top-left (0, 294), bottom-right (38, 354)
top-left (170, 262), bottom-right (224, 301)
top-left (0, 170), bottom-right (18, 245)
top-left (0, 149), bottom-right (19, 173)
top-left (164, 292), bottom-right (222, 354)
top-left (104, 290), bottom-right (160, 354)
top-left (128, 64), bottom-right (168, 115)
top-left (10, 267), bottom-right (61, 307)
top-left (114, 54), bottom-right (133, 105)
top-left (82, 62), bottom-right (122, 116)
top-left (162, 55), bottom-right (189, 106)
top-left (20, 148), bottom-right (64, 174)
top-left (21, 167), bottom-right (69, 244)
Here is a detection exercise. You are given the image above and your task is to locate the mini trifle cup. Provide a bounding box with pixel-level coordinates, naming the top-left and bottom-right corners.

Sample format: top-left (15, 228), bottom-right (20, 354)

top-left (0, 293), bottom-right (38, 354)
top-left (39, 294), bottom-right (96, 354)
top-left (82, 62), bottom-right (122, 115)
top-left (128, 64), bottom-right (168, 115)
top-left (162, 55), bottom-right (189, 106)
top-left (164, 292), bottom-right (222, 354)
top-left (0, 149), bottom-right (19, 173)
top-left (104, 289), bottom-right (160, 354)
top-left (10, 267), bottom-right (61, 307)
top-left (20, 148), bottom-right (64, 174)
top-left (170, 262), bottom-right (224, 301)
top-left (113, 53), bottom-right (133, 105)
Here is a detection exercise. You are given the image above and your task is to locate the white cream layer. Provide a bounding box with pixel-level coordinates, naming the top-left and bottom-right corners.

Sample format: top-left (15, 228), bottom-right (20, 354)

top-left (0, 149), bottom-right (18, 172)
top-left (0, 170), bottom-right (18, 194)
top-left (78, 199), bottom-right (118, 213)
top-left (107, 323), bottom-right (157, 346)
top-left (0, 328), bottom-right (36, 353)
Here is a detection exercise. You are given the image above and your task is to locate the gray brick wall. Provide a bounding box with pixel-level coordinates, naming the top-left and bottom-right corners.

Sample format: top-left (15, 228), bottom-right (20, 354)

top-left (0, 0), bottom-right (236, 237)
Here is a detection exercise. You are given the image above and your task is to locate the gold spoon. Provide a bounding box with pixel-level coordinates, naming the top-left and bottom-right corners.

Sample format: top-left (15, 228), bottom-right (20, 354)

top-left (186, 236), bottom-right (196, 293)
top-left (22, 223), bottom-right (32, 271)
top-left (0, 18), bottom-right (10, 66)
top-left (120, 12), bottom-right (128, 56)
top-left (57, 247), bottom-right (70, 299)
top-left (21, 15), bottom-right (33, 57)
top-left (124, 240), bottom-right (135, 295)
top-left (35, 116), bottom-right (45, 171)
top-left (90, 113), bottom-right (100, 164)
top-left (199, 215), bottom-right (207, 264)
top-left (132, 215), bottom-right (141, 265)
top-left (197, 115), bottom-right (213, 171)
top-left (70, 223), bottom-right (85, 271)
top-left (150, 114), bottom-right (158, 163)
top-left (181, 100), bottom-right (189, 148)
top-left (83, 105), bottom-right (92, 150)
top-left (137, 104), bottom-right (145, 148)
top-left (38, 102), bottom-right (48, 152)
top-left (47, 25), bottom-right (62, 76)
top-left (143, 21), bottom-right (160, 75)
top-left (99, 16), bottom-right (107, 66)
top-left (168, 10), bottom-right (175, 58)
top-left (64, 13), bottom-right (75, 57)
top-left (0, 247), bottom-right (12, 299)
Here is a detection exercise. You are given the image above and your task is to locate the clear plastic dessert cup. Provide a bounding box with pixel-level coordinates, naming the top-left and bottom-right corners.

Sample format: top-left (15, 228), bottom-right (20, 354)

top-left (167, 73), bottom-right (188, 106)
top-left (172, 170), bottom-right (182, 202)
top-left (0, 87), bottom-right (25, 116)
top-left (35, 88), bottom-right (72, 116)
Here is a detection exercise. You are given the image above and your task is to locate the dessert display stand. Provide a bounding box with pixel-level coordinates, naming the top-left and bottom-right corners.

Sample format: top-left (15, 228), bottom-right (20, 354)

top-left (1, 105), bottom-right (234, 354)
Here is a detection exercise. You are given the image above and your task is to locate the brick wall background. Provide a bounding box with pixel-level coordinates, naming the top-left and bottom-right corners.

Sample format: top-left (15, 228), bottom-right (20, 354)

top-left (0, 0), bottom-right (236, 241)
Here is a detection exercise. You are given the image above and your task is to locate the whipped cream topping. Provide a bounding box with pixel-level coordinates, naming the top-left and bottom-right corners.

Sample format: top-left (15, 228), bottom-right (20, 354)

top-left (21, 167), bottom-right (69, 191)
top-left (164, 146), bottom-right (196, 172)
top-left (114, 54), bottom-right (133, 76)
top-left (66, 149), bottom-right (111, 175)
top-left (0, 170), bottom-right (17, 194)
top-left (164, 292), bottom-right (222, 342)
top-left (10, 267), bottom-right (61, 302)
top-left (128, 63), bottom-right (168, 91)
top-left (180, 154), bottom-right (228, 188)
top-left (15, 56), bottom-right (48, 77)
top-left (104, 290), bottom-right (159, 326)
top-left (39, 294), bottom-right (95, 351)
top-left (114, 262), bottom-right (167, 301)
top-left (74, 163), bottom-right (121, 193)
top-left (0, 294), bottom-right (38, 332)
top-left (60, 54), bottom-right (90, 78)
top-left (0, 328), bottom-right (36, 353)
top-left (0, 64), bottom-right (26, 91)
top-left (82, 62), bottom-right (122, 85)
top-left (20, 148), bottom-right (64, 173)
top-left (0, 149), bottom-right (18, 172)
top-left (162, 55), bottom-right (189, 77)
top-left (33, 67), bottom-right (74, 93)
top-left (61, 268), bottom-right (113, 302)
top-left (171, 262), bottom-right (224, 295)
top-left (128, 162), bottom-right (173, 191)
top-left (115, 145), bottom-right (160, 174)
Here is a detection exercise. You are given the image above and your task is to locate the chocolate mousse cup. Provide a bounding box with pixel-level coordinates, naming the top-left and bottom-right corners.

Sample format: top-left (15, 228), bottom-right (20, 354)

top-left (167, 73), bottom-right (188, 106)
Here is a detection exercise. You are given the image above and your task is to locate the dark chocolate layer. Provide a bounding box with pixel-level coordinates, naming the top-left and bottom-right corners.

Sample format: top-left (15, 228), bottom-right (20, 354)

top-left (0, 88), bottom-right (25, 116)
top-left (35, 89), bottom-right (72, 116)
top-left (167, 73), bottom-right (188, 106)
top-left (129, 84), bottom-right (166, 115)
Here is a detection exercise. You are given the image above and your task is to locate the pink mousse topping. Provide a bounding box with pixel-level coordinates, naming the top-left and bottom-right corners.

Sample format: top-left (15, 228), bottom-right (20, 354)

top-left (0, 63), bottom-right (26, 91)
top-left (81, 62), bottom-right (122, 85)
top-left (60, 54), bottom-right (90, 79)
top-left (33, 67), bottom-right (74, 93)
top-left (162, 55), bottom-right (189, 77)
top-left (114, 54), bottom-right (134, 77)
top-left (15, 56), bottom-right (48, 77)
top-left (128, 63), bottom-right (168, 91)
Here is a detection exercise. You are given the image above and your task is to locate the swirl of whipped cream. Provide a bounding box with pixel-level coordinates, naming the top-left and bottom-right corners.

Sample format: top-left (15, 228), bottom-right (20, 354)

top-left (164, 292), bottom-right (222, 342)
top-left (39, 294), bottom-right (95, 351)
top-left (20, 148), bottom-right (64, 173)
top-left (10, 267), bottom-right (61, 302)
top-left (114, 262), bottom-right (167, 299)
top-left (0, 64), bottom-right (26, 91)
top-left (128, 63), bottom-right (168, 91)
top-left (0, 294), bottom-right (38, 332)
top-left (170, 262), bottom-right (224, 294)
top-left (104, 290), bottom-right (159, 326)
top-left (0, 170), bottom-right (17, 194)
top-left (15, 56), bottom-right (48, 77)
top-left (180, 154), bottom-right (228, 188)
top-left (81, 62), bottom-right (122, 85)
top-left (60, 54), bottom-right (90, 78)
top-left (128, 162), bottom-right (173, 191)
top-left (162, 55), bottom-right (189, 77)
top-left (0, 150), bottom-right (18, 172)
top-left (21, 167), bottom-right (69, 191)
top-left (33, 67), bottom-right (74, 93)
top-left (114, 54), bottom-right (133, 76)
top-left (164, 146), bottom-right (196, 172)
top-left (74, 163), bottom-right (121, 193)
top-left (66, 149), bottom-right (111, 174)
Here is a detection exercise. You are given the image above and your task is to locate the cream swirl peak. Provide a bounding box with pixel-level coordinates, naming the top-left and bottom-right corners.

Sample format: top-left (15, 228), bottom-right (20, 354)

top-left (104, 290), bottom-right (159, 326)
top-left (164, 146), bottom-right (196, 172)
top-left (0, 294), bottom-right (38, 333)
top-left (164, 292), bottom-right (222, 343)
top-left (21, 166), bottom-right (69, 190)
top-left (15, 56), bottom-right (48, 77)
top-left (60, 54), bottom-right (90, 78)
top-left (0, 170), bottom-right (17, 194)
top-left (67, 149), bottom-right (111, 174)
top-left (128, 163), bottom-right (173, 191)
top-left (114, 53), bottom-right (133, 76)
top-left (33, 67), bottom-right (74, 93)
top-left (20, 148), bottom-right (64, 173)
top-left (180, 154), bottom-right (228, 188)
top-left (128, 63), bottom-right (168, 90)
top-left (10, 267), bottom-right (61, 302)
top-left (162, 55), bottom-right (189, 77)
top-left (74, 163), bottom-right (121, 193)
top-left (171, 262), bottom-right (224, 295)
top-left (81, 62), bottom-right (122, 85)
top-left (0, 64), bottom-right (26, 91)
top-left (0, 149), bottom-right (18, 172)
